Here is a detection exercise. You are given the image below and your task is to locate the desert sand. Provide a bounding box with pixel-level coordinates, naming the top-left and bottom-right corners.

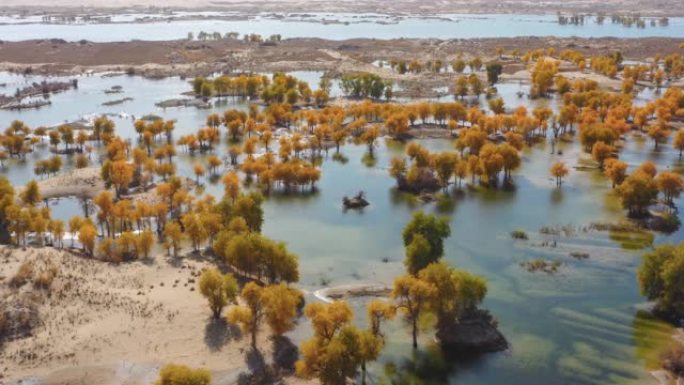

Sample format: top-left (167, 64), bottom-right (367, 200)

top-left (0, 245), bottom-right (308, 385)
top-left (34, 167), bottom-right (106, 200)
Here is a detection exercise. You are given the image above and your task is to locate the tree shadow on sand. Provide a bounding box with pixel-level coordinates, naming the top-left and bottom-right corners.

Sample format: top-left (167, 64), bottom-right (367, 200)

top-left (204, 317), bottom-right (241, 352)
top-left (237, 336), bottom-right (300, 385)
top-left (272, 335), bottom-right (298, 374)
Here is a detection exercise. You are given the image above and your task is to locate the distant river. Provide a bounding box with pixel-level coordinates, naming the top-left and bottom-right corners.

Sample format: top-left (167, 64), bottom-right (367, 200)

top-left (0, 13), bottom-right (683, 42)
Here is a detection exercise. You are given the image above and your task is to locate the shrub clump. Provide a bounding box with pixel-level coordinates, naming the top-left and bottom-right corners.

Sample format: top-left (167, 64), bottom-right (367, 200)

top-left (510, 229), bottom-right (529, 240)
top-left (0, 294), bottom-right (41, 343)
top-left (520, 259), bottom-right (561, 274)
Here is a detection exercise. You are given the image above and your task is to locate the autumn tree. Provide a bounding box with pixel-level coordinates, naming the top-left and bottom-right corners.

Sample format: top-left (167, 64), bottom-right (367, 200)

top-left (199, 268), bottom-right (238, 318)
top-left (224, 232), bottom-right (299, 283)
top-left (137, 229), bottom-right (155, 258)
top-left (193, 163), bottom-right (205, 184)
top-left (648, 123), bottom-right (670, 150)
top-left (223, 171), bottom-right (240, 203)
top-left (0, 177), bottom-right (13, 244)
top-left (78, 221), bottom-right (97, 256)
top-left (163, 222), bottom-right (183, 257)
top-left (181, 212), bottom-right (208, 251)
top-left (261, 283), bottom-right (302, 336)
top-left (432, 152), bottom-right (458, 190)
top-left (617, 170), bottom-right (658, 217)
top-left (367, 299), bottom-right (396, 337)
top-left (418, 261), bottom-right (487, 335)
top-left (675, 130), bottom-right (684, 160)
top-left (550, 161), bottom-right (569, 186)
top-left (391, 274), bottom-right (437, 348)
top-left (296, 301), bottom-right (369, 385)
top-left (591, 141), bottom-right (614, 169)
top-left (20, 180), bottom-right (42, 207)
top-left (154, 364), bottom-right (211, 385)
top-left (49, 219), bottom-right (65, 248)
top-left (111, 160), bottom-right (134, 198)
top-left (360, 125), bottom-right (380, 155)
top-left (228, 282), bottom-right (299, 349)
top-left (604, 158), bottom-right (628, 188)
top-left (656, 171), bottom-right (684, 208)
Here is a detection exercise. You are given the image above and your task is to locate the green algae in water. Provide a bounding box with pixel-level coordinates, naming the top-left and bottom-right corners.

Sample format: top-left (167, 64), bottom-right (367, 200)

top-left (633, 310), bottom-right (677, 370)
top-left (608, 229), bottom-right (654, 250)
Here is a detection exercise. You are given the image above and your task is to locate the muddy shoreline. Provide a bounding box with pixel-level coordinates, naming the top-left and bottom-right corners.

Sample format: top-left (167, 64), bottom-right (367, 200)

top-left (0, 36), bottom-right (680, 80)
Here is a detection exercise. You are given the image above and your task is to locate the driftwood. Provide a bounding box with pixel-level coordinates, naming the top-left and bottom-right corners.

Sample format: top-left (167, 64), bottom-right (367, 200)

top-left (343, 191), bottom-right (369, 209)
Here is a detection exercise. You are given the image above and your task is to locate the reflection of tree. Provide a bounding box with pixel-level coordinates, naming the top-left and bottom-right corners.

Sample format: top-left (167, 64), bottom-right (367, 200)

top-left (379, 342), bottom-right (493, 385)
top-left (632, 310), bottom-right (676, 370)
top-left (388, 188), bottom-right (419, 209)
top-left (550, 187), bottom-right (563, 205)
top-left (435, 193), bottom-right (457, 214)
top-left (380, 345), bottom-right (452, 385)
top-left (363, 152), bottom-right (378, 168)
top-left (608, 229), bottom-right (654, 250)
top-left (332, 152), bottom-right (349, 164)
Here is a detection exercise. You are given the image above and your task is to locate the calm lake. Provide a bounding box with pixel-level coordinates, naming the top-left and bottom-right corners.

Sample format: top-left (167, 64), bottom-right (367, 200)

top-left (1, 70), bottom-right (683, 385)
top-left (0, 13), bottom-right (683, 41)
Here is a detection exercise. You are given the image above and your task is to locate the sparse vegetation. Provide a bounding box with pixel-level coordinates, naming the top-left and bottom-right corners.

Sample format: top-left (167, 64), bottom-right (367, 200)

top-left (511, 229), bottom-right (529, 240)
top-left (520, 259), bottom-right (562, 274)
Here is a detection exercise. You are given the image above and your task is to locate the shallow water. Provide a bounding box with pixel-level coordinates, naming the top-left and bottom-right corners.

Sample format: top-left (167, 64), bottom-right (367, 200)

top-left (1, 71), bottom-right (682, 385)
top-left (0, 13), bottom-right (682, 41)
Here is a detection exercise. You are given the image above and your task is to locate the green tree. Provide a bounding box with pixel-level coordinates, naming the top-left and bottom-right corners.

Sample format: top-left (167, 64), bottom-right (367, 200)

top-left (638, 244), bottom-right (684, 317)
top-left (486, 62), bottom-right (503, 84)
top-left (404, 234), bottom-right (432, 275)
top-left (402, 212), bottom-right (451, 273)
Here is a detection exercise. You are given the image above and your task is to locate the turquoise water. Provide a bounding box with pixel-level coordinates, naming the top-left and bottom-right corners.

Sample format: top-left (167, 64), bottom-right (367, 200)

top-left (0, 13), bottom-right (682, 41)
top-left (1, 71), bottom-right (682, 384)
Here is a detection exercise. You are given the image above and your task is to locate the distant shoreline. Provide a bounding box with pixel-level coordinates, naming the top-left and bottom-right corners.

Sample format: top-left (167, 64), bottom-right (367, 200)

top-left (0, 36), bottom-right (679, 81)
top-left (0, 0), bottom-right (682, 17)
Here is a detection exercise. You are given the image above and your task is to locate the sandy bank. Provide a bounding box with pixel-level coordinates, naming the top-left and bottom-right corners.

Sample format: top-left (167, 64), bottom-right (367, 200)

top-left (0, 245), bottom-right (308, 385)
top-left (31, 166), bottom-right (106, 200)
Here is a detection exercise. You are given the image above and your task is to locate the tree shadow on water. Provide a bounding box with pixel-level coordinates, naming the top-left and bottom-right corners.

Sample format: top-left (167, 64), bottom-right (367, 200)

top-left (204, 317), bottom-right (241, 352)
top-left (381, 344), bottom-right (488, 385)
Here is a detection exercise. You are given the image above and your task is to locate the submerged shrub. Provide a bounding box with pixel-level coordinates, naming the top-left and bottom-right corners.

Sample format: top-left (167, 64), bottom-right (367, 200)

top-left (510, 229), bottom-right (529, 240)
